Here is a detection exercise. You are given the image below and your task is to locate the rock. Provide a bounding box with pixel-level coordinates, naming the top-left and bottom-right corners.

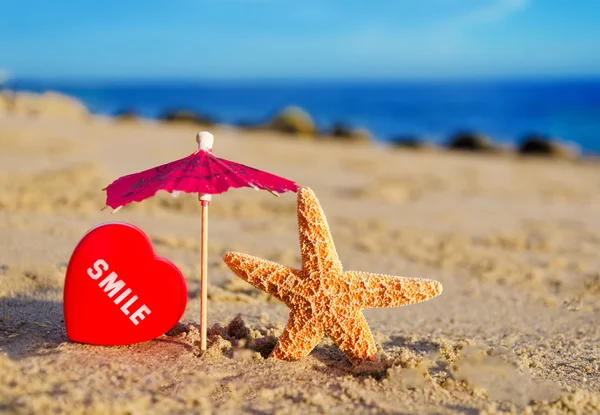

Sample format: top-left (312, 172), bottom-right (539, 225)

top-left (330, 123), bottom-right (372, 143)
top-left (268, 106), bottom-right (316, 136)
top-left (235, 119), bottom-right (261, 129)
top-left (447, 131), bottom-right (496, 152)
top-left (165, 322), bottom-right (191, 336)
top-left (160, 110), bottom-right (215, 126)
top-left (12, 91), bottom-right (89, 120)
top-left (518, 134), bottom-right (580, 159)
top-left (114, 109), bottom-right (139, 123)
top-left (390, 135), bottom-right (434, 150)
top-left (251, 335), bottom-right (278, 358)
top-left (234, 118), bottom-right (273, 132)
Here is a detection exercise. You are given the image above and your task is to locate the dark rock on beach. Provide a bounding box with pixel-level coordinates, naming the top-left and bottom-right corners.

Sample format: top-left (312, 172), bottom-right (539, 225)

top-left (447, 131), bottom-right (496, 152)
top-left (268, 106), bottom-right (316, 137)
top-left (389, 135), bottom-right (435, 150)
top-left (114, 109), bottom-right (139, 122)
top-left (329, 122), bottom-right (372, 143)
top-left (160, 110), bottom-right (215, 126)
top-left (235, 119), bottom-right (262, 129)
top-left (518, 134), bottom-right (580, 159)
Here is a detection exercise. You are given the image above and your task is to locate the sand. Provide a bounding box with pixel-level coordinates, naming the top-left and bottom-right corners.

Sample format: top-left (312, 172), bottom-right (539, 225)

top-left (1, 110), bottom-right (599, 414)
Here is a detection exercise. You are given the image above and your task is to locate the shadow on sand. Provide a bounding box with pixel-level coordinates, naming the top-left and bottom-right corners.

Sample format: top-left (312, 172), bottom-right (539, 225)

top-left (0, 296), bottom-right (196, 361)
top-left (0, 296), bottom-right (68, 360)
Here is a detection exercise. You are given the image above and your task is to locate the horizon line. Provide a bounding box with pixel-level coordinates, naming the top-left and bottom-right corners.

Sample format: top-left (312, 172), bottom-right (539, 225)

top-left (5, 73), bottom-right (600, 86)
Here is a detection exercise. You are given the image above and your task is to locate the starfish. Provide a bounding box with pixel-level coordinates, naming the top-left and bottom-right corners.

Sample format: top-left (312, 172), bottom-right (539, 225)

top-left (223, 187), bottom-right (443, 364)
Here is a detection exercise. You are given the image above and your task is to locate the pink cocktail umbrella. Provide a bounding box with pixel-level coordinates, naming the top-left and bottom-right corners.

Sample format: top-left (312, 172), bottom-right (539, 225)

top-left (104, 132), bottom-right (299, 350)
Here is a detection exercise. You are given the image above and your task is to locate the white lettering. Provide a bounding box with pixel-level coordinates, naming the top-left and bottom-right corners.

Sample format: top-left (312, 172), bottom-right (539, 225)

top-left (87, 259), bottom-right (151, 326)
top-left (114, 288), bottom-right (132, 305)
top-left (98, 272), bottom-right (125, 298)
top-left (129, 305), bottom-right (151, 325)
top-left (87, 259), bottom-right (108, 280)
top-left (120, 295), bottom-right (138, 316)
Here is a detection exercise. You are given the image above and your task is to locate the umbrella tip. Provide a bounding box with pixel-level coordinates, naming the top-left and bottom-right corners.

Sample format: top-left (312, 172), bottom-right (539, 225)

top-left (196, 131), bottom-right (214, 151)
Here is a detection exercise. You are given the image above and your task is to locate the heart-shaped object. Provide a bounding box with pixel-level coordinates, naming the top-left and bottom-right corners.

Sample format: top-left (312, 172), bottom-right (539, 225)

top-left (64, 222), bottom-right (187, 345)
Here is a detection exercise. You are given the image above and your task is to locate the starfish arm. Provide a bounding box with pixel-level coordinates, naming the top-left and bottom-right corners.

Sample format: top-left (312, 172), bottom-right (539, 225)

top-left (271, 311), bottom-right (324, 361)
top-left (222, 252), bottom-right (301, 302)
top-left (326, 311), bottom-right (379, 364)
top-left (346, 271), bottom-right (443, 309)
top-left (297, 188), bottom-right (343, 276)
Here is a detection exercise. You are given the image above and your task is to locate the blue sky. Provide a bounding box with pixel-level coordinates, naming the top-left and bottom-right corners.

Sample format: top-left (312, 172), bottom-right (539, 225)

top-left (0, 0), bottom-right (599, 79)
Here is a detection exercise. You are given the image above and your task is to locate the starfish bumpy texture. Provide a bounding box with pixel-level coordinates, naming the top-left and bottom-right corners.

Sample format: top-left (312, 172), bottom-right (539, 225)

top-left (223, 187), bottom-right (443, 364)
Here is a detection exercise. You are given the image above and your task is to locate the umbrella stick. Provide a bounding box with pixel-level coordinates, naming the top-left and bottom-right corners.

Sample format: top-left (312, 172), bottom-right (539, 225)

top-left (200, 200), bottom-right (209, 351)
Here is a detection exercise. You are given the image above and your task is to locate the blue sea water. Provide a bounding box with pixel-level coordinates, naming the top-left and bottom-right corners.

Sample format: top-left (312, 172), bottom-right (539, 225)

top-left (6, 78), bottom-right (600, 154)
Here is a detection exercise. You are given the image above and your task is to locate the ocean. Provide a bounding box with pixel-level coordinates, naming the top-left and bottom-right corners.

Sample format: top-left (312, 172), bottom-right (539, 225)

top-left (6, 78), bottom-right (600, 155)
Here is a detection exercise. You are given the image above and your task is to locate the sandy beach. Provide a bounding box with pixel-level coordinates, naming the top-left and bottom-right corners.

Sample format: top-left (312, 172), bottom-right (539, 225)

top-left (1, 103), bottom-right (599, 414)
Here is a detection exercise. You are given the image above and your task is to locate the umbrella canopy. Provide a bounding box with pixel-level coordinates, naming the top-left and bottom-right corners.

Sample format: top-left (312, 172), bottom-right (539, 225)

top-left (101, 131), bottom-right (299, 352)
top-left (104, 132), bottom-right (299, 210)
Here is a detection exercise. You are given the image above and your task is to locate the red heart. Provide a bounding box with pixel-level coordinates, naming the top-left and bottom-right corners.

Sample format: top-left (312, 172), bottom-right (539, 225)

top-left (64, 222), bottom-right (187, 345)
